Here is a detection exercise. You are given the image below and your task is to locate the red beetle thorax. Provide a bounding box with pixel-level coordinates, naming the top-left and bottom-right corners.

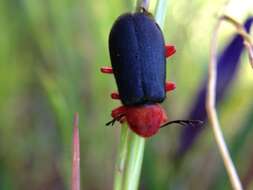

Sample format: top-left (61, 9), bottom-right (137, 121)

top-left (126, 104), bottom-right (168, 137)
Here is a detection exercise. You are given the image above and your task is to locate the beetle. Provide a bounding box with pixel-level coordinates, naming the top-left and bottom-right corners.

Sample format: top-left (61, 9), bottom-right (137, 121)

top-left (101, 8), bottom-right (202, 137)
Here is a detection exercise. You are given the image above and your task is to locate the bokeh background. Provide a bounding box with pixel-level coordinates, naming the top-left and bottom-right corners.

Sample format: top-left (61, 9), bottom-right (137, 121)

top-left (0, 0), bottom-right (253, 189)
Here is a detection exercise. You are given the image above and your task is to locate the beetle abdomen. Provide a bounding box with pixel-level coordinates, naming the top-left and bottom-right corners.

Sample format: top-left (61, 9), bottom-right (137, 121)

top-left (109, 11), bottom-right (166, 106)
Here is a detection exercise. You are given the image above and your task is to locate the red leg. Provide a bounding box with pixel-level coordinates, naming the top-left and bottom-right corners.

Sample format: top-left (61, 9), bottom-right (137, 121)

top-left (100, 66), bottom-right (113, 74)
top-left (111, 106), bottom-right (127, 123)
top-left (165, 81), bottom-right (176, 92)
top-left (111, 106), bottom-right (127, 118)
top-left (111, 92), bottom-right (120, 100)
top-left (165, 45), bottom-right (176, 58)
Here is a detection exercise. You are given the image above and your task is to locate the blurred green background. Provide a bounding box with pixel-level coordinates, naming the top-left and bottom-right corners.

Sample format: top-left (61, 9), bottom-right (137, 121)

top-left (0, 0), bottom-right (253, 189)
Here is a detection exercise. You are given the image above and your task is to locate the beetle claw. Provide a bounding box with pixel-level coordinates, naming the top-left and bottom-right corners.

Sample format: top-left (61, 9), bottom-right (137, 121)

top-left (165, 45), bottom-right (176, 58)
top-left (101, 66), bottom-right (113, 74)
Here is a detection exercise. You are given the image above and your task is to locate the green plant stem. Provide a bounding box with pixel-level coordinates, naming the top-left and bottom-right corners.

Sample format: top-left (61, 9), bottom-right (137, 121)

top-left (113, 124), bottom-right (145, 190)
top-left (154, 0), bottom-right (169, 27)
top-left (113, 1), bottom-right (169, 190)
top-left (136, 0), bottom-right (150, 10)
top-left (114, 124), bottom-right (129, 190)
top-left (123, 132), bottom-right (145, 190)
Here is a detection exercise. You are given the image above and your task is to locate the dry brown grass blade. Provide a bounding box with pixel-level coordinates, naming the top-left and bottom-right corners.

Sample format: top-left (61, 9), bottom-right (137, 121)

top-left (221, 15), bottom-right (253, 68)
top-left (206, 15), bottom-right (253, 190)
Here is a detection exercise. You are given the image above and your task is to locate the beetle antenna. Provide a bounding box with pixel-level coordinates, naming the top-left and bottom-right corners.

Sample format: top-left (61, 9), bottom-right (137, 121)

top-left (160, 120), bottom-right (203, 128)
top-left (106, 114), bottom-right (125, 126)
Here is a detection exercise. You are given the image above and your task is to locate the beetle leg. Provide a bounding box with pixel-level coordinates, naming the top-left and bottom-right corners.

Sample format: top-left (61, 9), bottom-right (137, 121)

top-left (106, 114), bottom-right (125, 126)
top-left (111, 106), bottom-right (127, 118)
top-left (165, 81), bottom-right (176, 92)
top-left (111, 92), bottom-right (120, 100)
top-left (106, 106), bottom-right (126, 126)
top-left (160, 119), bottom-right (203, 128)
top-left (165, 45), bottom-right (176, 58)
top-left (111, 106), bottom-right (127, 124)
top-left (100, 66), bottom-right (113, 74)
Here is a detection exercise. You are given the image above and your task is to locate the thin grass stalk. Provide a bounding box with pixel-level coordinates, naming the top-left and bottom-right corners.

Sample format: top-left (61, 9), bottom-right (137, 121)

top-left (206, 19), bottom-right (243, 190)
top-left (136, 0), bottom-right (150, 11)
top-left (154, 0), bottom-right (169, 27)
top-left (113, 124), bottom-right (130, 190)
top-left (207, 15), bottom-right (253, 190)
top-left (113, 1), bottom-right (169, 190)
top-left (123, 132), bottom-right (145, 190)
